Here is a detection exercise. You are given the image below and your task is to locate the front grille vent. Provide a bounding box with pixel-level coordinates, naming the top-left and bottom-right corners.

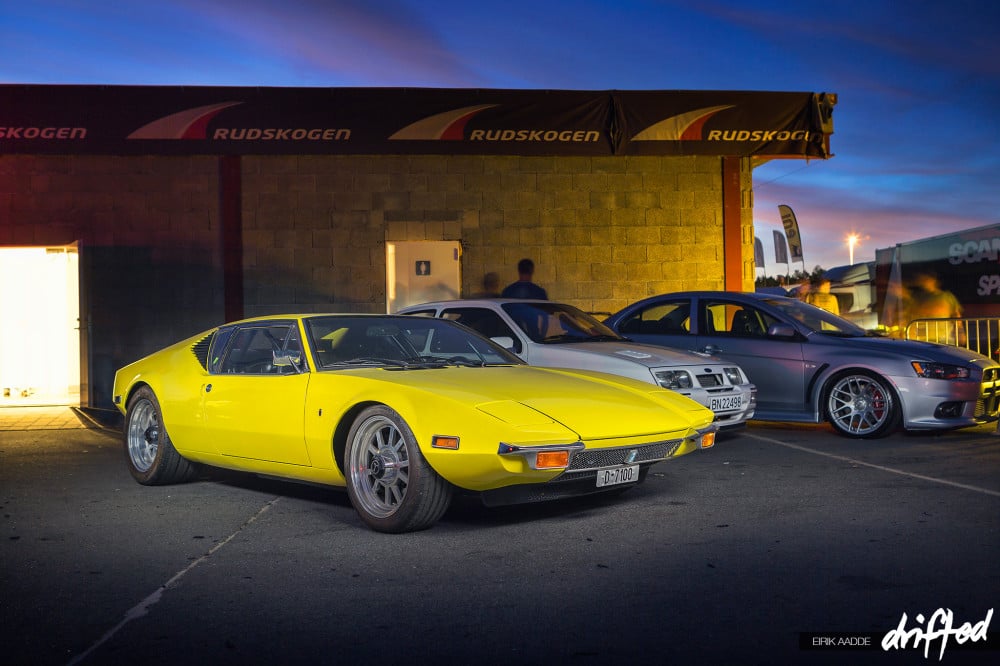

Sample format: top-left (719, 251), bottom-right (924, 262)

top-left (568, 440), bottom-right (681, 471)
top-left (696, 374), bottom-right (722, 387)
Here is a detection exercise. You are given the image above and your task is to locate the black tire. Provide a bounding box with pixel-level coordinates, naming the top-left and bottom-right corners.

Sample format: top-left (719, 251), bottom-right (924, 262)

top-left (344, 405), bottom-right (452, 533)
top-left (124, 386), bottom-right (198, 484)
top-left (823, 370), bottom-right (901, 439)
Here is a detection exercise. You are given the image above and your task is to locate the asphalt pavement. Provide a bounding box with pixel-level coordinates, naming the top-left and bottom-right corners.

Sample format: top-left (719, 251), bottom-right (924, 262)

top-left (1, 411), bottom-right (997, 665)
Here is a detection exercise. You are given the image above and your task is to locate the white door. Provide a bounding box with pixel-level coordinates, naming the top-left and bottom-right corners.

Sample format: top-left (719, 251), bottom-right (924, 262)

top-left (386, 241), bottom-right (461, 312)
top-left (0, 245), bottom-right (81, 405)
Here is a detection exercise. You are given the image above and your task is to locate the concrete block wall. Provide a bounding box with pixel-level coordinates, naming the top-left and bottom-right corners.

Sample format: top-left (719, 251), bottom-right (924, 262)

top-left (242, 153), bottom-right (741, 317)
top-left (0, 155), bottom-right (224, 406)
top-left (0, 155), bottom-right (222, 348)
top-left (1, 151), bottom-right (753, 404)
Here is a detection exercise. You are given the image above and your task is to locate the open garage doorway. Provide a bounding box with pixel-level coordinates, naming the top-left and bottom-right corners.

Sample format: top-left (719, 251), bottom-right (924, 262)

top-left (0, 245), bottom-right (81, 406)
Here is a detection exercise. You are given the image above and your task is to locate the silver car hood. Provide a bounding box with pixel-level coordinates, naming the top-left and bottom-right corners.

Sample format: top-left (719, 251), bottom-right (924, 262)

top-left (532, 340), bottom-right (724, 369)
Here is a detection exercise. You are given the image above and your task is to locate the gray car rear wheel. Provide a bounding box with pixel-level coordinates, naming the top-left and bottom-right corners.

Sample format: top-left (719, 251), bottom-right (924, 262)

top-left (824, 370), bottom-right (900, 439)
top-left (344, 405), bottom-right (452, 533)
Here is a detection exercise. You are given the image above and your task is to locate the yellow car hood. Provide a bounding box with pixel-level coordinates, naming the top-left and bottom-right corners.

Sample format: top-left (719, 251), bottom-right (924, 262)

top-left (335, 365), bottom-right (709, 441)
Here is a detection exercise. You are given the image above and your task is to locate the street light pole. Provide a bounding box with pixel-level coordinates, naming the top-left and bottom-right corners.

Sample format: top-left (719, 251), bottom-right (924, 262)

top-left (847, 233), bottom-right (859, 266)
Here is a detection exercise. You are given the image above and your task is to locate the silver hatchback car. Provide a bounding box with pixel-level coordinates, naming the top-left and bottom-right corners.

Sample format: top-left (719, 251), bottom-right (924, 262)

top-left (604, 291), bottom-right (1000, 438)
top-left (398, 299), bottom-right (756, 429)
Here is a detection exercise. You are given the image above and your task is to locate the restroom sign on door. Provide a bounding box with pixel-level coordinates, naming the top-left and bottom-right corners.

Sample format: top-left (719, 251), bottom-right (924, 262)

top-left (415, 261), bottom-right (431, 276)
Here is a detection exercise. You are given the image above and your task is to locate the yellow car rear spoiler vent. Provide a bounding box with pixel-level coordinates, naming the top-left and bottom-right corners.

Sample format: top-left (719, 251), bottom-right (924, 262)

top-left (190, 333), bottom-right (213, 370)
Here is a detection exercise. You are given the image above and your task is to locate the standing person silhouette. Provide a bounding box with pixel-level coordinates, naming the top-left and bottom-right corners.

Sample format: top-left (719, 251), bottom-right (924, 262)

top-left (501, 258), bottom-right (548, 299)
top-left (908, 273), bottom-right (964, 345)
top-left (472, 272), bottom-right (502, 298)
top-left (908, 273), bottom-right (961, 320)
top-left (804, 277), bottom-right (840, 315)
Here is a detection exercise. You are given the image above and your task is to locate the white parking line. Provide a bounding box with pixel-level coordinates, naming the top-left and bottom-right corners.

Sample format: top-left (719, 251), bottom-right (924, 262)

top-left (67, 497), bottom-right (281, 666)
top-left (745, 432), bottom-right (1000, 498)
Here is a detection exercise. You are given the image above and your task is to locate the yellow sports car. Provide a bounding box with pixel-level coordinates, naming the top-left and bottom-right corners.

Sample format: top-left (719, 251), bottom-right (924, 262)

top-left (113, 314), bottom-right (717, 533)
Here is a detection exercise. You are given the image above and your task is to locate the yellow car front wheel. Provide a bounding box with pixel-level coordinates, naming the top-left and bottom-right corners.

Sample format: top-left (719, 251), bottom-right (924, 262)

top-left (345, 405), bottom-right (452, 533)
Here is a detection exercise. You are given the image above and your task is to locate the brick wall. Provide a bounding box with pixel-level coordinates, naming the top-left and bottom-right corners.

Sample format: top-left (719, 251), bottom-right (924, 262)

top-left (1, 152), bottom-right (754, 405)
top-left (242, 153), bottom-right (749, 317)
top-left (0, 155), bottom-right (223, 407)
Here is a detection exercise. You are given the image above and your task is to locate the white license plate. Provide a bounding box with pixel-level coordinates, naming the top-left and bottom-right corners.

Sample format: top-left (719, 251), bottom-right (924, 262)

top-left (595, 465), bottom-right (639, 488)
top-left (710, 395), bottom-right (744, 412)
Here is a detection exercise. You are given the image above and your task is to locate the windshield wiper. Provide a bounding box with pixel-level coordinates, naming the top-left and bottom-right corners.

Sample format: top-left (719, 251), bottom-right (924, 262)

top-left (329, 358), bottom-right (462, 370)
top-left (540, 334), bottom-right (590, 343)
top-left (444, 357), bottom-right (487, 367)
top-left (331, 357), bottom-right (411, 367)
top-left (540, 334), bottom-right (619, 343)
top-left (813, 330), bottom-right (861, 338)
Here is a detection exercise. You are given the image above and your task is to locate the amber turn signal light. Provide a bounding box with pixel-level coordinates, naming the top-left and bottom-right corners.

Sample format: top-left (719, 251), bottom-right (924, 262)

top-left (431, 435), bottom-right (460, 450)
top-left (700, 432), bottom-right (716, 449)
top-left (535, 450), bottom-right (570, 469)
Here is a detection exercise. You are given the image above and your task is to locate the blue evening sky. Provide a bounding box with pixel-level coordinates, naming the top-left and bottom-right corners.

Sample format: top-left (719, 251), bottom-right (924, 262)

top-left (3, 0), bottom-right (997, 272)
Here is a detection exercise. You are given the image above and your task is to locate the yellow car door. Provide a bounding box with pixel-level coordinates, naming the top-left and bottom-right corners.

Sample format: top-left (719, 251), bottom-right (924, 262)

top-left (201, 322), bottom-right (312, 465)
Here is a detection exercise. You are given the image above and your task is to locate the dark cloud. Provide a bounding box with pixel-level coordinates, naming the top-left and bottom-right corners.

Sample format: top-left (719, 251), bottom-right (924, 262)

top-left (175, 0), bottom-right (481, 85)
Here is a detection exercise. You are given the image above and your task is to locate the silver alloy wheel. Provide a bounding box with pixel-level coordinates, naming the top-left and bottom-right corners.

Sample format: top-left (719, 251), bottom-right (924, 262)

top-left (347, 413), bottom-right (410, 519)
top-left (126, 397), bottom-right (159, 472)
top-left (827, 373), bottom-right (893, 436)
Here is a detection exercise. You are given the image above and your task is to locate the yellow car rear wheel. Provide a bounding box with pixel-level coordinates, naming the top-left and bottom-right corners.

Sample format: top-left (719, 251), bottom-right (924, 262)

top-left (345, 405), bottom-right (452, 533)
top-left (124, 386), bottom-right (198, 485)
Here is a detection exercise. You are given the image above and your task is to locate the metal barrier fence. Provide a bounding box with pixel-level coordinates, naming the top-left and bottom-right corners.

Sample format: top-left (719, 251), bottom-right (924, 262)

top-left (905, 317), bottom-right (1000, 362)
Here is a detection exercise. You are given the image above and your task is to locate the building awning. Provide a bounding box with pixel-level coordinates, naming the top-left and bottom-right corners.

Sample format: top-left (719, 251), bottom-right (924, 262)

top-left (1, 85), bottom-right (835, 158)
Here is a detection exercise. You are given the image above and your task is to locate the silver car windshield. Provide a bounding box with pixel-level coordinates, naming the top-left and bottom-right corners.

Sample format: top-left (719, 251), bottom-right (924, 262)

top-left (759, 296), bottom-right (868, 336)
top-left (501, 302), bottom-right (624, 344)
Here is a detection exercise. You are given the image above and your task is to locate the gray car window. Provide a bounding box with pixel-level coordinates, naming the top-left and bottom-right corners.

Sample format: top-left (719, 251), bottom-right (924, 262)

top-left (620, 301), bottom-right (691, 335)
top-left (703, 302), bottom-right (776, 337)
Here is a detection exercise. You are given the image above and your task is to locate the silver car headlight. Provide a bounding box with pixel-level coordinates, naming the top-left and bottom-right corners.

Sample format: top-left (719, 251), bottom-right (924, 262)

top-left (654, 370), bottom-right (693, 389)
top-left (911, 361), bottom-right (971, 380)
top-left (723, 367), bottom-right (744, 385)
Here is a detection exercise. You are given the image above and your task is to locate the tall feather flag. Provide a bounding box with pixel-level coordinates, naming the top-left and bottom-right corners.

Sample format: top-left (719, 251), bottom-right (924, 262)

top-left (773, 229), bottom-right (789, 264)
top-left (881, 246), bottom-right (905, 330)
top-left (778, 204), bottom-right (804, 263)
top-left (754, 236), bottom-right (765, 268)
